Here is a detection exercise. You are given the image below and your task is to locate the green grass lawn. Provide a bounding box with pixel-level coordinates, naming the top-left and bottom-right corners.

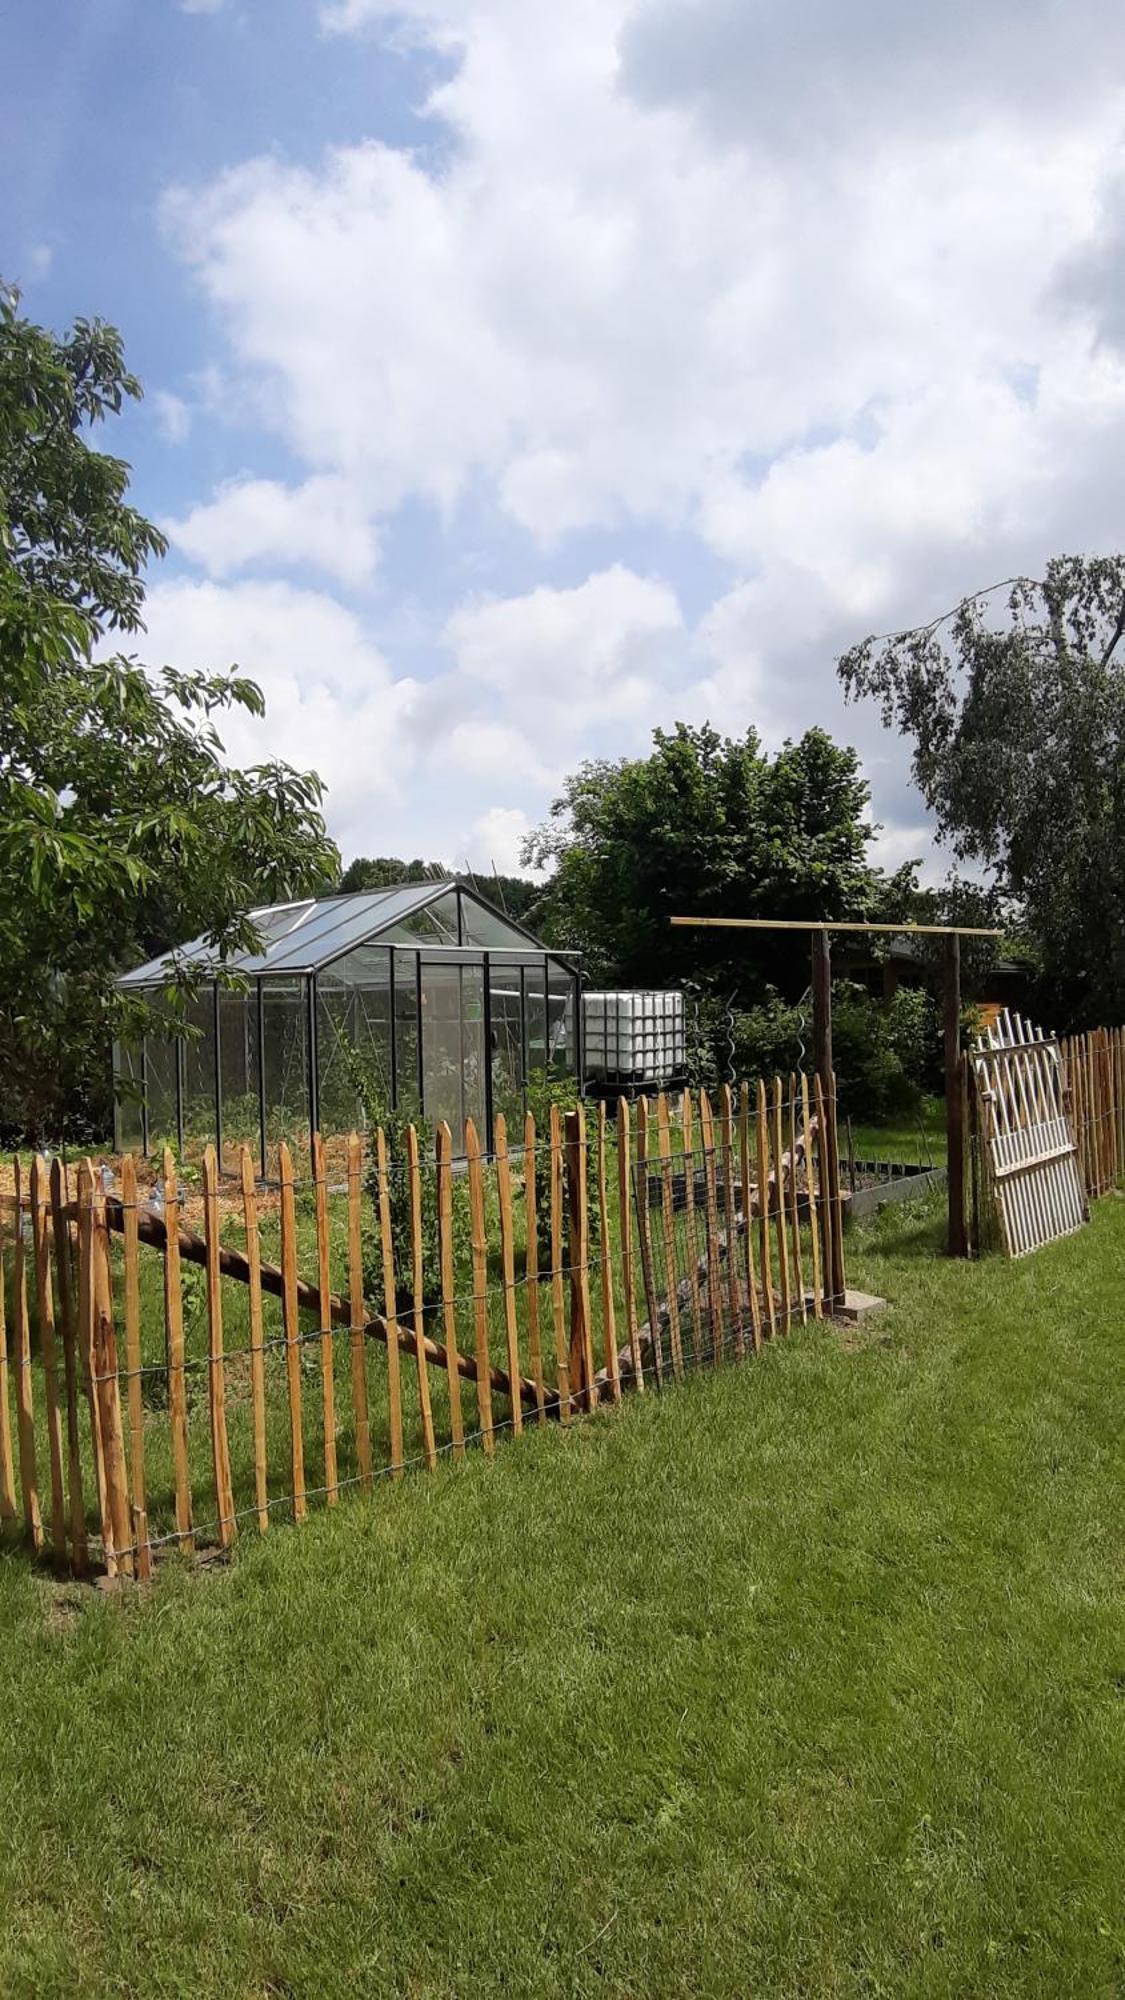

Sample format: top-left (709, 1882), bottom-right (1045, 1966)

top-left (1, 1189), bottom-right (1123, 1996)
top-left (844, 1094), bottom-right (948, 1167)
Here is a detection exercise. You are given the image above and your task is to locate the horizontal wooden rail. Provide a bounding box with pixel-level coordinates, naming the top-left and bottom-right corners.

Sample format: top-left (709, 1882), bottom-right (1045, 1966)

top-left (96, 1195), bottom-right (550, 1416)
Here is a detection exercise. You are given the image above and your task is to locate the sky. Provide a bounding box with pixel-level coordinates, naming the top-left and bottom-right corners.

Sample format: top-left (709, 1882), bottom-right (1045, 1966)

top-left (5, 0), bottom-right (1125, 881)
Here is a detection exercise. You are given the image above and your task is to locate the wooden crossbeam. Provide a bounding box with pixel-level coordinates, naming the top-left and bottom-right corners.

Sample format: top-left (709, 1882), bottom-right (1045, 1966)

top-left (670, 917), bottom-right (1003, 935)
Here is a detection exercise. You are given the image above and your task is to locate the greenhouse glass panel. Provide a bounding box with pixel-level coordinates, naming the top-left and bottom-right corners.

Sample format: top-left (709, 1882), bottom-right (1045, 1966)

top-left (420, 960), bottom-right (486, 1149)
top-left (262, 977), bottom-right (310, 1178)
top-left (113, 1041), bottom-right (144, 1152)
top-left (393, 957), bottom-right (421, 1116)
top-left (489, 960), bottom-right (525, 1135)
top-left (182, 989), bottom-right (217, 1154)
top-left (316, 975), bottom-right (358, 1140)
top-left (219, 985), bottom-right (260, 1174)
top-left (144, 1030), bottom-right (180, 1151)
top-left (525, 969), bottom-right (548, 1083)
top-left (459, 896), bottom-right (538, 951)
top-left (547, 964), bottom-right (577, 1079)
top-left (379, 890), bottom-right (460, 947)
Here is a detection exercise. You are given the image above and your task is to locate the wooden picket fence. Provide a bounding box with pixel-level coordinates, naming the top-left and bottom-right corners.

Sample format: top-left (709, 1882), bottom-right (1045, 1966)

top-left (0, 1076), bottom-right (846, 1580)
top-left (1058, 1025), bottom-right (1125, 1200)
top-left (969, 1018), bottom-right (1125, 1256)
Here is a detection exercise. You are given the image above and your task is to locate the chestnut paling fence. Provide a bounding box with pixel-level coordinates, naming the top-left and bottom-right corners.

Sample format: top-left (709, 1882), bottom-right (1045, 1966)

top-left (0, 1076), bottom-right (847, 1580)
top-left (967, 1021), bottom-right (1125, 1257)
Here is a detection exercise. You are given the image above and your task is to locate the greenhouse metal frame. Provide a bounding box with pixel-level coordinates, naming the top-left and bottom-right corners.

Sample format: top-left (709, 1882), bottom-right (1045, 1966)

top-left (115, 880), bottom-right (581, 1174)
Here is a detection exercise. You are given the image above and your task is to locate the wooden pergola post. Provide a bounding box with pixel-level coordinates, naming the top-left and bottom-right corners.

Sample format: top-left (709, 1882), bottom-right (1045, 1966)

top-left (944, 932), bottom-right (967, 1258)
top-left (810, 928), bottom-right (846, 1304)
top-left (668, 912), bottom-right (999, 1274)
top-left (811, 927), bottom-right (833, 1089)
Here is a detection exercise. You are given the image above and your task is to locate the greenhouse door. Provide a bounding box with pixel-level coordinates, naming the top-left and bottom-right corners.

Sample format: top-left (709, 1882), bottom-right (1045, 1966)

top-left (420, 960), bottom-right (486, 1153)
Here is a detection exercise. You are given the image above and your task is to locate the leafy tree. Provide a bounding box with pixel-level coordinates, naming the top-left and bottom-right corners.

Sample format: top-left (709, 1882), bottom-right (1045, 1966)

top-left (339, 855), bottom-right (541, 923)
top-left (0, 283), bottom-right (337, 1142)
top-left (838, 557), bottom-right (1125, 1024)
top-left (523, 722), bottom-right (886, 999)
top-left (339, 856), bottom-right (445, 892)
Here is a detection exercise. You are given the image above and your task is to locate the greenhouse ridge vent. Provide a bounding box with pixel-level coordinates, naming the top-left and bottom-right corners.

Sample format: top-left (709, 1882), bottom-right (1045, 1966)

top-left (115, 879), bottom-right (581, 1171)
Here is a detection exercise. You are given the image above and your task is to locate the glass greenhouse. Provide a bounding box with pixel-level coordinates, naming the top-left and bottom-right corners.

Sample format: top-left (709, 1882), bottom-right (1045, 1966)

top-left (114, 880), bottom-right (581, 1174)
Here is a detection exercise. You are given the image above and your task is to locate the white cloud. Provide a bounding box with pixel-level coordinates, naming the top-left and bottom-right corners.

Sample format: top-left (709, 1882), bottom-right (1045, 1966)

top-left (165, 475), bottom-right (379, 587)
top-left (138, 579), bottom-right (417, 857)
top-left (467, 805), bottom-right (533, 874)
top-left (152, 390), bottom-right (192, 446)
top-left (443, 566), bottom-right (685, 739)
top-left (163, 0), bottom-right (1125, 867)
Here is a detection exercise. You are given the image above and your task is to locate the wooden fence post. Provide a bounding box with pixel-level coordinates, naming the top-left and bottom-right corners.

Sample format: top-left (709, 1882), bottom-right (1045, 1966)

top-left (755, 1080), bottom-right (776, 1334)
top-left (800, 1072), bottom-right (822, 1321)
top-left (464, 1118), bottom-right (495, 1451)
top-left (596, 1100), bottom-right (621, 1402)
top-left (240, 1146), bottom-right (269, 1531)
top-left (375, 1126), bottom-right (406, 1476)
top-left (698, 1091), bottom-right (724, 1362)
top-left (635, 1097), bottom-right (664, 1384)
top-left (49, 1158), bottom-right (87, 1572)
top-left (312, 1132), bottom-right (338, 1504)
top-left (523, 1112), bottom-right (548, 1424)
top-left (12, 1161), bottom-right (43, 1552)
top-left (617, 1097), bottom-right (645, 1392)
top-left (771, 1080), bottom-right (792, 1327)
top-left (494, 1116), bottom-right (524, 1436)
top-left (405, 1124), bottom-right (437, 1472)
top-left (89, 1173), bottom-right (133, 1578)
top-left (718, 1085), bottom-right (744, 1357)
top-left (681, 1090), bottom-right (705, 1362)
top-left (202, 1146), bottom-right (236, 1551)
top-left (436, 1122), bottom-right (467, 1453)
top-left (548, 1104), bottom-right (572, 1423)
top-left (0, 1237), bottom-right (18, 1532)
top-left (162, 1148), bottom-right (193, 1553)
top-left (29, 1156), bottom-right (66, 1561)
top-left (655, 1093), bottom-right (685, 1377)
top-left (118, 1156), bottom-right (148, 1569)
top-left (738, 1082), bottom-right (763, 1352)
top-left (278, 1141), bottom-right (307, 1522)
top-left (565, 1107), bottom-right (596, 1413)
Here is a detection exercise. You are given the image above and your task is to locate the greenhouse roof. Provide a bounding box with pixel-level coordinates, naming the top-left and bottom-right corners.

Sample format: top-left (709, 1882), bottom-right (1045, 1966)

top-left (118, 879), bottom-right (556, 988)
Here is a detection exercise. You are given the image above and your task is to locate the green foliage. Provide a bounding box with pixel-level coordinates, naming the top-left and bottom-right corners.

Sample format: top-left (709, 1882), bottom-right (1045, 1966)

top-left (727, 982), bottom-right (945, 1122)
top-left (0, 282), bottom-right (338, 1142)
top-left (343, 1045), bottom-right (472, 1314)
top-left (339, 855), bottom-right (542, 923)
top-left (524, 721), bottom-right (885, 1001)
top-left (839, 556), bottom-right (1125, 1024)
top-left (338, 856), bottom-right (446, 893)
top-left (524, 1070), bottom-right (601, 1230)
top-left (3, 1201), bottom-right (1125, 1993)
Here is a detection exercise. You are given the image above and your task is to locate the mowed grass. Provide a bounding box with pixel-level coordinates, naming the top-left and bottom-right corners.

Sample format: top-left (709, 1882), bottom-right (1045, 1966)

top-left (1, 1193), bottom-right (1124, 1996)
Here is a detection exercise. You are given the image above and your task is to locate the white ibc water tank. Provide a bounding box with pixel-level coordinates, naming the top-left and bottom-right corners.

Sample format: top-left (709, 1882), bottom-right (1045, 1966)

top-left (582, 990), bottom-right (686, 1086)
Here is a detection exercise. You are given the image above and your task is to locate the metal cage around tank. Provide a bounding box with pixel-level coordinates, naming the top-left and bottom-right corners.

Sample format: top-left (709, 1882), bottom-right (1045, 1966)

top-left (113, 879), bottom-right (581, 1175)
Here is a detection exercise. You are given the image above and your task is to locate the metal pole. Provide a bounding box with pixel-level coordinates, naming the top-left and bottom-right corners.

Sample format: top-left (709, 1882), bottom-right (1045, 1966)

top-left (415, 954), bottom-right (425, 1118)
top-left (256, 980), bottom-right (267, 1181)
top-left (140, 1034), bottom-right (150, 1158)
top-left (388, 949), bottom-right (398, 1112)
top-left (307, 974), bottom-right (319, 1160)
top-left (213, 981), bottom-right (223, 1170)
top-left (945, 932), bottom-right (967, 1257)
top-left (811, 927), bottom-right (833, 1093)
top-left (483, 951), bottom-right (495, 1154)
top-left (176, 1031), bottom-right (185, 1158)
